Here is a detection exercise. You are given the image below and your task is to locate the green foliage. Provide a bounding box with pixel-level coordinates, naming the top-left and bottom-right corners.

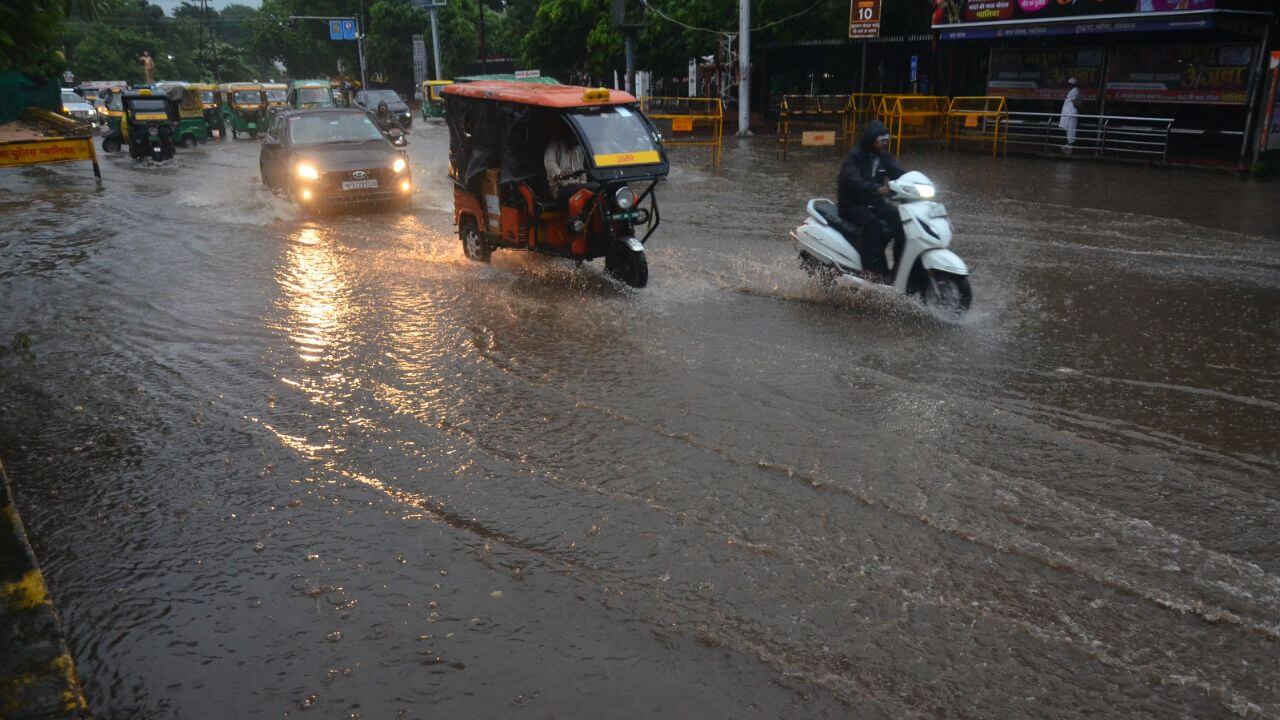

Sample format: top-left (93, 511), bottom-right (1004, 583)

top-left (366, 0), bottom-right (430, 93)
top-left (0, 1), bottom-right (70, 80)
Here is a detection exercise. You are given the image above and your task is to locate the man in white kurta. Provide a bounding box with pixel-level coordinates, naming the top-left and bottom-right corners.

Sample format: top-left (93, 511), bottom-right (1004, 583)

top-left (1059, 77), bottom-right (1081, 146)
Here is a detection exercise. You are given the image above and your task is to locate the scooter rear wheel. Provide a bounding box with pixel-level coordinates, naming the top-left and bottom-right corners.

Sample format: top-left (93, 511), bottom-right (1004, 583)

top-left (799, 251), bottom-right (837, 291)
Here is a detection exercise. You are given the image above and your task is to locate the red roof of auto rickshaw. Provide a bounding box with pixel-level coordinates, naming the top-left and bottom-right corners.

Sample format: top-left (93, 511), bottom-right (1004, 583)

top-left (441, 81), bottom-right (637, 108)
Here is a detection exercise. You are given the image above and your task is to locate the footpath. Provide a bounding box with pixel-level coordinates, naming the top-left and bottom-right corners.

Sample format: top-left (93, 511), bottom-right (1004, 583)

top-left (0, 458), bottom-right (87, 718)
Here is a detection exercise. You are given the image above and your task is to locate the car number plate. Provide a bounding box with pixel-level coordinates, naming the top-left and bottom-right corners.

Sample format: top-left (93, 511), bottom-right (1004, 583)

top-left (342, 179), bottom-right (378, 190)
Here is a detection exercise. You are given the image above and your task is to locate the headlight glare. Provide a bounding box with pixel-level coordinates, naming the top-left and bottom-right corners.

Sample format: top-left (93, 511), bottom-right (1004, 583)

top-left (916, 184), bottom-right (935, 199)
top-left (392, 157), bottom-right (407, 173)
top-left (296, 162), bottom-right (320, 180)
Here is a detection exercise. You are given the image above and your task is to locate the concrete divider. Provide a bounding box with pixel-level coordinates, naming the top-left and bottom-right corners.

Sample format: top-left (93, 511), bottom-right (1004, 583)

top-left (0, 458), bottom-right (88, 719)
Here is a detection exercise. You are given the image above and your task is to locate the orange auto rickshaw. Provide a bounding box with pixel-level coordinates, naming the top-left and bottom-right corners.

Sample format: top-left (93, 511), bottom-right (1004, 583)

top-left (442, 81), bottom-right (668, 288)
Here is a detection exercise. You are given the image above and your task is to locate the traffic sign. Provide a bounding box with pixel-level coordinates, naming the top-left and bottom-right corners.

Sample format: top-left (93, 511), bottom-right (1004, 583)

top-left (329, 20), bottom-right (342, 40)
top-left (849, 0), bottom-right (881, 39)
top-left (341, 19), bottom-right (357, 40)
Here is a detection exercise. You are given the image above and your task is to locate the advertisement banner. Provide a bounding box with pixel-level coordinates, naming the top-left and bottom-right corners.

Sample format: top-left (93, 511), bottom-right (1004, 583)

top-left (1262, 52), bottom-right (1280, 152)
top-left (987, 47), bottom-right (1103, 101)
top-left (933, 0), bottom-right (1216, 27)
top-left (849, 0), bottom-right (882, 38)
top-left (1104, 43), bottom-right (1254, 104)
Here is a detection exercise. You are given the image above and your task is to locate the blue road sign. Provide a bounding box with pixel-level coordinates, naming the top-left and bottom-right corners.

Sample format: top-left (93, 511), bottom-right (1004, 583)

top-left (341, 19), bottom-right (357, 40)
top-left (329, 20), bottom-right (343, 40)
top-left (910, 55), bottom-right (918, 83)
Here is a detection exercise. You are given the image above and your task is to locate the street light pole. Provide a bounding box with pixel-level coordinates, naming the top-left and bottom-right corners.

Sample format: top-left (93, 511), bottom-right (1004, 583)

top-left (429, 5), bottom-right (443, 81)
top-left (737, 0), bottom-right (750, 136)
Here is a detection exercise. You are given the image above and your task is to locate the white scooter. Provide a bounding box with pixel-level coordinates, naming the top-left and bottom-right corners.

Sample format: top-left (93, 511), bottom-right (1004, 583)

top-left (790, 171), bottom-right (972, 315)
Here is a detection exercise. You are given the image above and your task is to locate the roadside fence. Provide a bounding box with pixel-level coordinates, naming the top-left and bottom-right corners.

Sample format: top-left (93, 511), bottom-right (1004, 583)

top-left (945, 96), bottom-right (1008, 157)
top-left (640, 96), bottom-right (724, 165)
top-left (1004, 112), bottom-right (1174, 161)
top-left (776, 94), bottom-right (850, 159)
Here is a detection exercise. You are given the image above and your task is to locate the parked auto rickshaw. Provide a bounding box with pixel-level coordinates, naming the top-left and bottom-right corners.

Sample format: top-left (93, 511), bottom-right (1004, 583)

top-left (156, 82), bottom-right (209, 147)
top-left (420, 80), bottom-right (453, 119)
top-left (218, 82), bottom-right (267, 138)
top-left (101, 90), bottom-right (178, 161)
top-left (288, 80), bottom-right (338, 110)
top-left (443, 82), bottom-right (668, 288)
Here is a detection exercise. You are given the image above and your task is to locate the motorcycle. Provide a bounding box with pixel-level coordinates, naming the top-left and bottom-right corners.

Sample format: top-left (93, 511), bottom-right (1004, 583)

top-left (790, 171), bottom-right (972, 315)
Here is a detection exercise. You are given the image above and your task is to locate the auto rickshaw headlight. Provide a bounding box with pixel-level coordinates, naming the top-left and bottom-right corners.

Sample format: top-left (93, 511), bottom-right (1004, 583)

top-left (296, 162), bottom-right (320, 180)
top-left (148, 126), bottom-right (159, 137)
top-left (392, 157), bottom-right (407, 174)
top-left (614, 186), bottom-right (636, 211)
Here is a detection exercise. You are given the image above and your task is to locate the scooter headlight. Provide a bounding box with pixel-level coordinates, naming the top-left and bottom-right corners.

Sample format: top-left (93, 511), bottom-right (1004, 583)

top-left (296, 162), bottom-right (320, 180)
top-left (614, 186), bottom-right (636, 210)
top-left (916, 184), bottom-right (935, 199)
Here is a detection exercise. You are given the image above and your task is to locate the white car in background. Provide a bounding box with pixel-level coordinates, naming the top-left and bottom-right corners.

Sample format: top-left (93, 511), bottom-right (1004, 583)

top-left (61, 89), bottom-right (97, 127)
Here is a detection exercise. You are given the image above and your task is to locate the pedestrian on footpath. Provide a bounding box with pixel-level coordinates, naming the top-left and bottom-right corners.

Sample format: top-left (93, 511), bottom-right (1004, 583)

top-left (1059, 77), bottom-right (1080, 149)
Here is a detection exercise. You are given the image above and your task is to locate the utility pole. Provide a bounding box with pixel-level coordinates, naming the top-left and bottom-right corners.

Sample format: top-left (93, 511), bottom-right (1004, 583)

top-left (430, 3), bottom-right (444, 80)
top-left (478, 0), bottom-right (486, 72)
top-left (737, 0), bottom-right (750, 136)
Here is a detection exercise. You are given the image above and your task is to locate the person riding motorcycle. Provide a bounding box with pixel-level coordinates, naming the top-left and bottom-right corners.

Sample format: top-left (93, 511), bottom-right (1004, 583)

top-left (837, 119), bottom-right (906, 278)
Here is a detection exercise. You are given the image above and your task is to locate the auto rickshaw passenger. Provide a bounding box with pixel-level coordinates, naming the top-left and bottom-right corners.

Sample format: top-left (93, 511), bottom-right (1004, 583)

top-left (544, 131), bottom-right (586, 203)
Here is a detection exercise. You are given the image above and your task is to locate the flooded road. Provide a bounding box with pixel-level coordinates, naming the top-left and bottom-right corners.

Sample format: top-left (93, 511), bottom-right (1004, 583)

top-left (2, 126), bottom-right (1278, 719)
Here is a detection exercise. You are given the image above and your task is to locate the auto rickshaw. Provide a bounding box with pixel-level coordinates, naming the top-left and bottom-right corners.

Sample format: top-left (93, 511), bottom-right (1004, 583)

top-left (218, 82), bottom-right (267, 138)
top-left (191, 83), bottom-right (219, 136)
top-left (264, 83), bottom-right (288, 110)
top-left (156, 82), bottom-right (209, 147)
top-left (443, 81), bottom-right (668, 288)
top-left (288, 80), bottom-right (338, 110)
top-left (420, 80), bottom-right (453, 119)
top-left (98, 89), bottom-right (125, 147)
top-left (101, 90), bottom-right (178, 161)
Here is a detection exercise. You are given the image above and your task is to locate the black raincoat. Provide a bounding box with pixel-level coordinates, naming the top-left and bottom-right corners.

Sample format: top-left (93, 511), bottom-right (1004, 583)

top-left (836, 119), bottom-right (905, 215)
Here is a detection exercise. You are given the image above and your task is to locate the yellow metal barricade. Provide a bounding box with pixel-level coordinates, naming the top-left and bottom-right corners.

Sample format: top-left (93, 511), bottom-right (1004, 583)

top-left (945, 96), bottom-right (1008, 157)
top-left (776, 94), bottom-right (851, 159)
top-left (639, 97), bottom-right (723, 165)
top-left (842, 93), bottom-right (886, 148)
top-left (877, 95), bottom-right (949, 155)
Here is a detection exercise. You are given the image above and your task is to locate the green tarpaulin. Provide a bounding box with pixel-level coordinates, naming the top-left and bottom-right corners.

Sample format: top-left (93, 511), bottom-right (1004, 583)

top-left (0, 72), bottom-right (60, 125)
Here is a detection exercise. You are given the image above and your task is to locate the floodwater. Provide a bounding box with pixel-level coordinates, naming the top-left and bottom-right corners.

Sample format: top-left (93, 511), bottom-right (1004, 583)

top-left (1, 125), bottom-right (1278, 719)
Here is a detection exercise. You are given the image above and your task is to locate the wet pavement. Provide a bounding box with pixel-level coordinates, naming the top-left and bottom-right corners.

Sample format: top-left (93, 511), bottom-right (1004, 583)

top-left (1, 126), bottom-right (1278, 719)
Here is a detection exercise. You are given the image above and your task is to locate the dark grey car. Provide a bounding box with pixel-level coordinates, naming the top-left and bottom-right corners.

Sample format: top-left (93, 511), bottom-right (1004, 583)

top-left (259, 109), bottom-right (412, 210)
top-left (354, 89), bottom-right (413, 129)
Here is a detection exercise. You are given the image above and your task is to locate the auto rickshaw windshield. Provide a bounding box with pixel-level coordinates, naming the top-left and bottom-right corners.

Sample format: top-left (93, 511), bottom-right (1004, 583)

top-left (297, 88), bottom-right (334, 106)
top-left (201, 90), bottom-right (216, 104)
top-left (568, 107), bottom-right (659, 162)
top-left (266, 90), bottom-right (287, 103)
top-left (233, 91), bottom-right (262, 105)
top-left (130, 98), bottom-right (169, 113)
top-left (288, 113), bottom-right (383, 145)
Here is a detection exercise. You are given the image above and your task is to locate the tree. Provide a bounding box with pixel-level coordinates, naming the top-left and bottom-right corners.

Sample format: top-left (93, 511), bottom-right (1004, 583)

top-left (365, 0), bottom-right (429, 93)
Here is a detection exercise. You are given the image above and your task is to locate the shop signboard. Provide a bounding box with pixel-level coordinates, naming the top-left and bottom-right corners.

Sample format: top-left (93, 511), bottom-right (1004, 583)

top-left (849, 0), bottom-right (881, 38)
top-left (933, 0), bottom-right (1216, 27)
top-left (1105, 43), bottom-right (1253, 104)
top-left (987, 47), bottom-right (1103, 101)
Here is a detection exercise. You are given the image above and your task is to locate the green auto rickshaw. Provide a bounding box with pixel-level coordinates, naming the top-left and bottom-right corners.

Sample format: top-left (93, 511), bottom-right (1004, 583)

top-left (288, 80), bottom-right (338, 110)
top-left (218, 82), bottom-right (268, 139)
top-left (98, 90), bottom-right (126, 149)
top-left (192, 82), bottom-right (219, 137)
top-left (420, 80), bottom-right (453, 119)
top-left (156, 82), bottom-right (209, 147)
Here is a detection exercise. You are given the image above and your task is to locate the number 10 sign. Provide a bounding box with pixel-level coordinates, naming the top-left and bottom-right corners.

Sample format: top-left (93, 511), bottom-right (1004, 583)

top-left (849, 0), bottom-right (880, 39)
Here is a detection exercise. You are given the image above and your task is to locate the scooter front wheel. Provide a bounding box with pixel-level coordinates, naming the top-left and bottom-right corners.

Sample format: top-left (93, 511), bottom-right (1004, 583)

top-left (922, 272), bottom-right (972, 316)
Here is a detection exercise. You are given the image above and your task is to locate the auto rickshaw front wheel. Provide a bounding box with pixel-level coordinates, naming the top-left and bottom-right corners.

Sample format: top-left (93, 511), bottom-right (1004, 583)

top-left (102, 138), bottom-right (121, 153)
top-left (180, 135), bottom-right (197, 148)
top-left (605, 245), bottom-right (648, 288)
top-left (459, 217), bottom-right (491, 263)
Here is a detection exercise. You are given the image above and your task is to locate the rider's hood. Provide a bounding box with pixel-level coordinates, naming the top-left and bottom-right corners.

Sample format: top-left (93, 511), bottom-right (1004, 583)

top-left (859, 119), bottom-right (889, 153)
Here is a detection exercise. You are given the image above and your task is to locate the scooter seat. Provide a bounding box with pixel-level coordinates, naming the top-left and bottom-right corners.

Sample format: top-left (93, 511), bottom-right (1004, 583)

top-left (815, 203), bottom-right (862, 242)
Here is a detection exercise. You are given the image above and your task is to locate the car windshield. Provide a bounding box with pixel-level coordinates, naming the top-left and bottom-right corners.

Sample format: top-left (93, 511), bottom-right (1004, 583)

top-left (62, 91), bottom-right (82, 104)
top-left (234, 91), bottom-right (262, 105)
top-left (266, 90), bottom-right (287, 102)
top-left (297, 88), bottom-right (333, 106)
top-left (130, 99), bottom-right (168, 114)
top-left (366, 90), bottom-right (401, 104)
top-left (288, 113), bottom-right (383, 145)
top-left (569, 107), bottom-right (659, 164)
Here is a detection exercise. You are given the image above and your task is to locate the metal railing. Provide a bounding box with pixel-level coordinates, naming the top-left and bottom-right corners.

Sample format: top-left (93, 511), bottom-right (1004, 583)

top-left (1004, 112), bottom-right (1174, 161)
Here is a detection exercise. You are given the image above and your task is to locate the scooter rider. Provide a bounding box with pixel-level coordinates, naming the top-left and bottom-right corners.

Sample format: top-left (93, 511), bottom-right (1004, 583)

top-left (374, 101), bottom-right (395, 132)
top-left (837, 119), bottom-right (906, 278)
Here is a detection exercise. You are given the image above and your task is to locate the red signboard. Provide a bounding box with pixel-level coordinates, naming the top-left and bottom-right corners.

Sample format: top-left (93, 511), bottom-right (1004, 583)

top-left (934, 0), bottom-right (1216, 26)
top-left (987, 47), bottom-right (1103, 101)
top-left (1104, 43), bottom-right (1254, 105)
top-left (849, 0), bottom-right (881, 38)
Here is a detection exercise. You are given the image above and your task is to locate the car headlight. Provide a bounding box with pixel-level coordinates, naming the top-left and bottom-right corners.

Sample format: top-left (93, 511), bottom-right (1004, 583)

top-left (916, 184), bottom-right (935, 199)
top-left (614, 186), bottom-right (636, 210)
top-left (296, 162), bottom-right (320, 180)
top-left (392, 157), bottom-right (407, 173)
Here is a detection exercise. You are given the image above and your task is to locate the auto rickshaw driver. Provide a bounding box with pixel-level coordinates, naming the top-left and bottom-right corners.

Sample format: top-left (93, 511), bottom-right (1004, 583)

top-left (543, 124), bottom-right (587, 204)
